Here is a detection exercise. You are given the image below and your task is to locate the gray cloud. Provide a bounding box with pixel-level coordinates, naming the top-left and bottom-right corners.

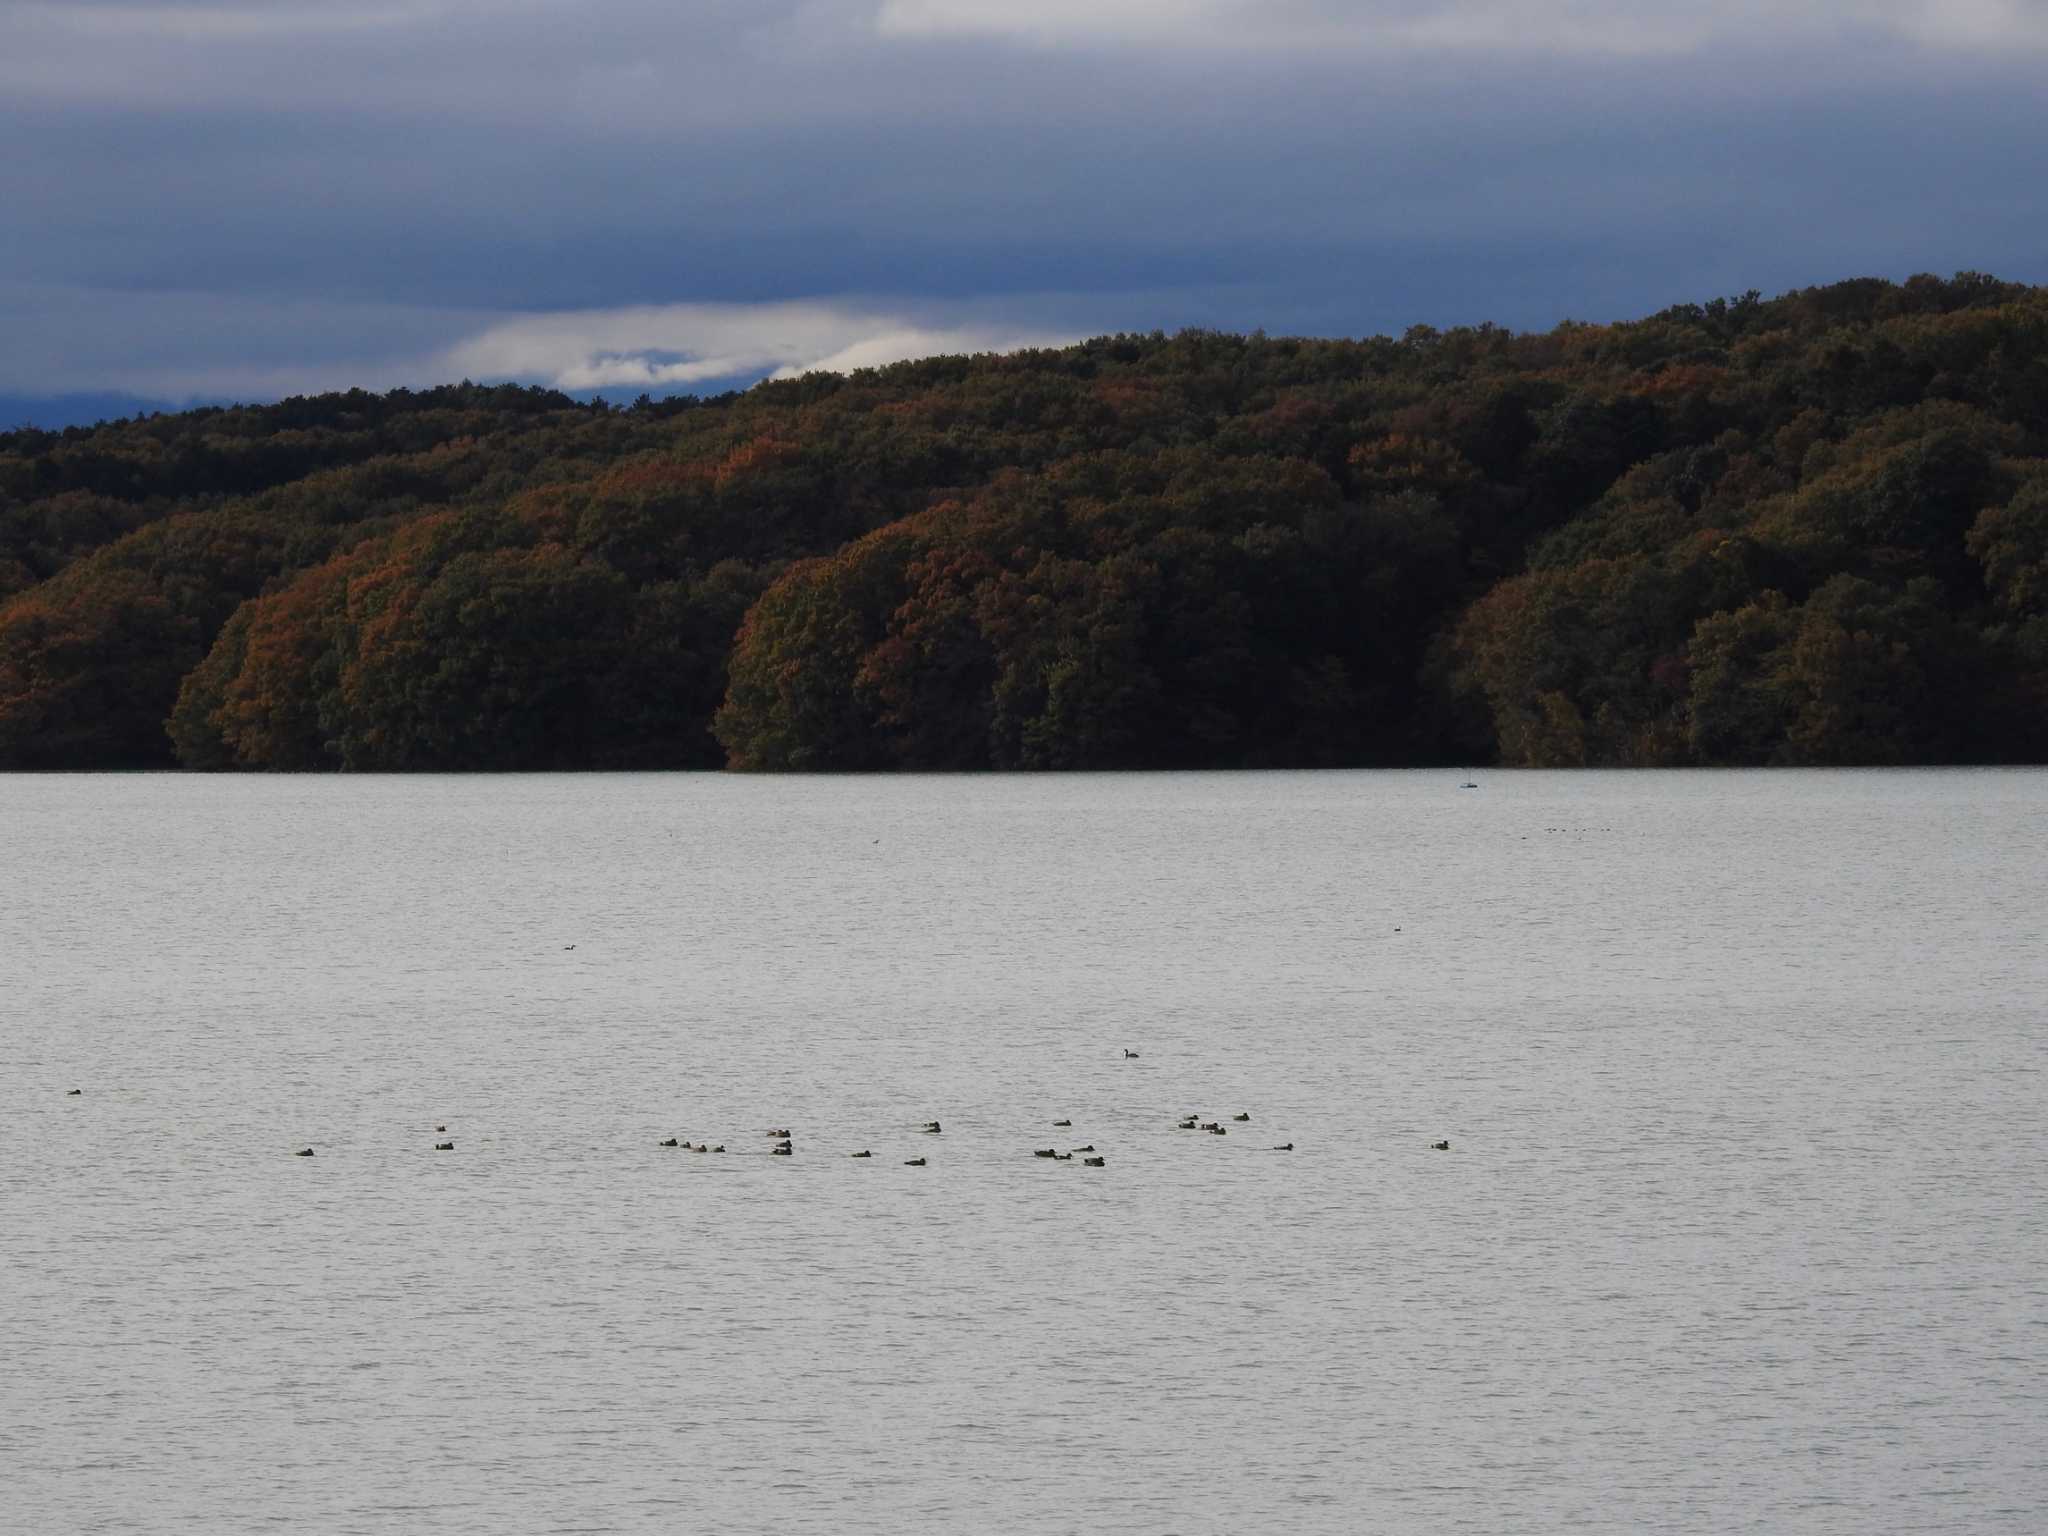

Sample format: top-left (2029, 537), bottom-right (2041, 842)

top-left (0, 0), bottom-right (2042, 413)
top-left (9, 1), bottom-right (2041, 124)
top-left (875, 0), bottom-right (2048, 54)
top-left (0, 280), bottom-right (490, 398)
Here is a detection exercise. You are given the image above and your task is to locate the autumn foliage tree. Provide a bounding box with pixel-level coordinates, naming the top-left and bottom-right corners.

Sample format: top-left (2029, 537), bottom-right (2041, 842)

top-left (2, 273), bottom-right (2046, 771)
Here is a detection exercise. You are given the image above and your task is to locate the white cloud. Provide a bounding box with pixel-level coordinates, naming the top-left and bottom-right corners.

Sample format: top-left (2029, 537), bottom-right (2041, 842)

top-left (442, 301), bottom-right (1075, 390)
top-left (0, 283), bottom-right (1078, 402)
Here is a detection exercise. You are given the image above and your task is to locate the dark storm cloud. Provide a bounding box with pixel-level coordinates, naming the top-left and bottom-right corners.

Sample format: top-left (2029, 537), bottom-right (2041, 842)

top-left (1, 1), bottom-right (2043, 408)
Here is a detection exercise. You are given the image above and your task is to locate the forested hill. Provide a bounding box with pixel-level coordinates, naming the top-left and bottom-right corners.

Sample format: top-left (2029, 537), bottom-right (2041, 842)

top-left (4, 273), bottom-right (2046, 772)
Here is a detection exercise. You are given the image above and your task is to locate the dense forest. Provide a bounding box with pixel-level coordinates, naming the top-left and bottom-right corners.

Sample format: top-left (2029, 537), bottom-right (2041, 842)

top-left (4, 273), bottom-right (2046, 772)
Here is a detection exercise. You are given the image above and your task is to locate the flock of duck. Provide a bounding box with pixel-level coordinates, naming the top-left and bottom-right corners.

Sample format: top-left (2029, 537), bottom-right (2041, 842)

top-left (639, 1108), bottom-right (1307, 1169)
top-left (649, 1119), bottom-right (959, 1167)
top-left (63, 1073), bottom-right (1455, 1162)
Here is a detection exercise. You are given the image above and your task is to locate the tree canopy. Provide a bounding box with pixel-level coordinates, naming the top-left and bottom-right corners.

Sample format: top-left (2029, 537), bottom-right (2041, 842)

top-left (5, 275), bottom-right (2046, 771)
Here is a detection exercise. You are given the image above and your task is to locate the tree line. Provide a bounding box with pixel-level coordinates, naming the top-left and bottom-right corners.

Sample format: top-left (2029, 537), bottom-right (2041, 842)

top-left (3, 274), bottom-right (2045, 771)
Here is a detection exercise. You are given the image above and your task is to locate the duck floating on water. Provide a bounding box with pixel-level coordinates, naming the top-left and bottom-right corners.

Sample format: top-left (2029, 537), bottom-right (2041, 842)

top-left (1431, 1140), bottom-right (1451, 1151)
top-left (434, 1141), bottom-right (454, 1151)
top-left (1083, 1156), bottom-right (1105, 1167)
top-left (904, 1157), bottom-right (926, 1166)
top-left (294, 1148), bottom-right (314, 1157)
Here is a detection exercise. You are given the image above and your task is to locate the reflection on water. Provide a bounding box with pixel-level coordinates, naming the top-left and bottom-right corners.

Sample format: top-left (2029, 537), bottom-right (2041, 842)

top-left (4, 770), bottom-right (2045, 1534)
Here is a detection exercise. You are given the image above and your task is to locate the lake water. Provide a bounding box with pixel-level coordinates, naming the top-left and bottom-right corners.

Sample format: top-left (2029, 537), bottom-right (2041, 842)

top-left (4, 769), bottom-right (2045, 1535)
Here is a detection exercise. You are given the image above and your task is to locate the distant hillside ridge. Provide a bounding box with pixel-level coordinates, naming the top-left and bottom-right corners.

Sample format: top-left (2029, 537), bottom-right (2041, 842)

top-left (3, 274), bottom-right (2044, 771)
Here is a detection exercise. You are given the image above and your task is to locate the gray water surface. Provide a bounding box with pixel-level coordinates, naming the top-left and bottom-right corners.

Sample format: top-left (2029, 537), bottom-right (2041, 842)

top-left (4, 770), bottom-right (2045, 1534)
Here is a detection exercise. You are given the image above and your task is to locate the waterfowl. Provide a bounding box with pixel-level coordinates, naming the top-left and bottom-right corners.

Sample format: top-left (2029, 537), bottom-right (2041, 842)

top-left (659, 1137), bottom-right (679, 1147)
top-left (850, 1150), bottom-right (872, 1158)
top-left (66, 1088), bottom-right (82, 1096)
top-left (1053, 1119), bottom-right (1071, 1127)
top-left (1177, 1118), bottom-right (1198, 1130)
top-left (1123, 1049), bottom-right (1140, 1059)
top-left (1431, 1140), bottom-right (1450, 1151)
top-left (1071, 1145), bottom-right (1094, 1153)
top-left (711, 1145), bottom-right (726, 1153)
top-left (1208, 1126), bottom-right (1227, 1136)
top-left (294, 1148), bottom-right (314, 1157)
top-left (922, 1121), bottom-right (943, 1133)
top-left (766, 1128), bottom-right (792, 1139)
top-left (435, 1125), bottom-right (447, 1132)
top-left (1232, 1112), bottom-right (1250, 1122)
top-left (1033, 1148), bottom-right (1058, 1158)
top-left (1272, 1143), bottom-right (1294, 1151)
top-left (690, 1143), bottom-right (709, 1153)
top-left (1199, 1122), bottom-right (1221, 1132)
top-left (434, 1141), bottom-right (454, 1151)
top-left (904, 1157), bottom-right (926, 1166)
top-left (771, 1143), bottom-right (792, 1156)
top-left (1083, 1157), bottom-right (1105, 1167)
top-left (1053, 1153), bottom-right (1073, 1161)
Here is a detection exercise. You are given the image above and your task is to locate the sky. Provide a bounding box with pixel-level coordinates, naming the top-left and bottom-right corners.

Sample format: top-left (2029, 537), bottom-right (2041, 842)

top-left (3, 0), bottom-right (2045, 424)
